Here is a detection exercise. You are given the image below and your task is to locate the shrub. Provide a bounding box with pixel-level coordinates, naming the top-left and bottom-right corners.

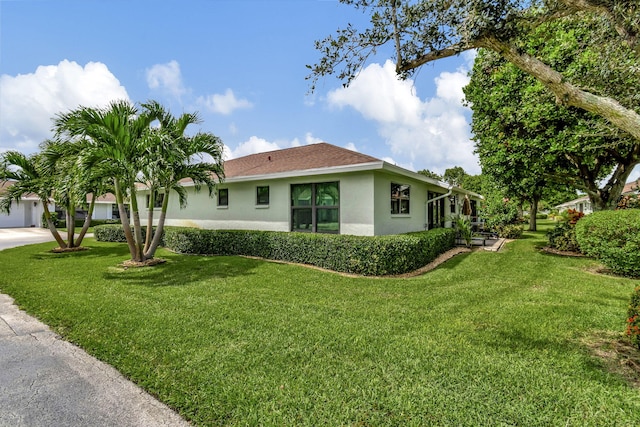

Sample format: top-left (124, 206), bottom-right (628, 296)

top-left (494, 224), bottom-right (524, 239)
top-left (546, 209), bottom-right (585, 252)
top-left (546, 222), bottom-right (580, 252)
top-left (626, 286), bottom-right (640, 349)
top-left (94, 224), bottom-right (164, 246)
top-left (536, 213), bottom-right (548, 219)
top-left (163, 228), bottom-right (456, 276)
top-left (575, 210), bottom-right (640, 277)
top-left (617, 194), bottom-right (640, 210)
top-left (479, 194), bottom-right (521, 232)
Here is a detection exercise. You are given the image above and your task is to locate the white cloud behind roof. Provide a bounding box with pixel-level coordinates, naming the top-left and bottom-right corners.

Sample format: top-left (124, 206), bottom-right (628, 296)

top-left (327, 59), bottom-right (480, 175)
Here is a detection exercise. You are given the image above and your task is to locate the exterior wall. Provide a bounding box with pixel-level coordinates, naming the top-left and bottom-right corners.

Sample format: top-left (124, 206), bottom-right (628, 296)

top-left (0, 199), bottom-right (52, 228)
top-left (92, 203), bottom-right (114, 220)
top-left (137, 171), bottom-right (378, 235)
top-left (373, 172), bottom-right (441, 235)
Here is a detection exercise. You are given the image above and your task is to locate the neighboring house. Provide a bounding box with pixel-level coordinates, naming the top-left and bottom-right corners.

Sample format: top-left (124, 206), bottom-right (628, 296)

top-left (0, 180), bottom-right (55, 228)
top-left (54, 193), bottom-right (121, 222)
top-left (555, 179), bottom-right (640, 214)
top-left (89, 193), bottom-right (120, 220)
top-left (137, 143), bottom-right (483, 236)
top-left (556, 196), bottom-right (593, 215)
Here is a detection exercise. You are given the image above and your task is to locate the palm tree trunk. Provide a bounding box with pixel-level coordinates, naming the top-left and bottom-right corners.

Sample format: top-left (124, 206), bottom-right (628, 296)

top-left (144, 189), bottom-right (155, 254)
top-left (43, 203), bottom-right (67, 249)
top-left (114, 179), bottom-right (138, 260)
top-left (144, 191), bottom-right (168, 259)
top-left (75, 197), bottom-right (95, 247)
top-left (129, 186), bottom-right (145, 262)
top-left (66, 203), bottom-right (75, 248)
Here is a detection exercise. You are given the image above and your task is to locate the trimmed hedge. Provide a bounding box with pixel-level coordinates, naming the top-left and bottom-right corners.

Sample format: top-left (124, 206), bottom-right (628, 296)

top-left (94, 224), bottom-right (164, 246)
top-left (162, 227), bottom-right (456, 276)
top-left (575, 209), bottom-right (640, 277)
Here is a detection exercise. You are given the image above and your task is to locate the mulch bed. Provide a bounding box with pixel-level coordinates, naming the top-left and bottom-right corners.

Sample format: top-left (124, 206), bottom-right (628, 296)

top-left (120, 258), bottom-right (167, 269)
top-left (540, 246), bottom-right (585, 257)
top-left (51, 246), bottom-right (90, 253)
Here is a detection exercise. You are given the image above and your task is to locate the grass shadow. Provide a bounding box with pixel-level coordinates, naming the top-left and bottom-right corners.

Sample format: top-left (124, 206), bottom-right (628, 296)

top-left (28, 242), bottom-right (132, 261)
top-left (101, 253), bottom-right (263, 287)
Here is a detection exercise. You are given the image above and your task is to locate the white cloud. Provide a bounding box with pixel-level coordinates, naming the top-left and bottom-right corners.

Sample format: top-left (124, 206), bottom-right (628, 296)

top-left (344, 142), bottom-right (358, 152)
top-left (224, 136), bottom-right (281, 160)
top-left (304, 132), bottom-right (323, 145)
top-left (327, 59), bottom-right (480, 174)
top-left (224, 132), bottom-right (326, 160)
top-left (146, 60), bottom-right (187, 99)
top-left (0, 60), bottom-right (129, 153)
top-left (197, 89), bottom-right (253, 115)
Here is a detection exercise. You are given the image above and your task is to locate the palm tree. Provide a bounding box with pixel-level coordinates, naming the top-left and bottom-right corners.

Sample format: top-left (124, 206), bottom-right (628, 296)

top-left (54, 99), bottom-right (225, 263)
top-left (137, 101), bottom-right (225, 259)
top-left (0, 151), bottom-right (67, 248)
top-left (54, 100), bottom-right (156, 262)
top-left (40, 139), bottom-right (112, 248)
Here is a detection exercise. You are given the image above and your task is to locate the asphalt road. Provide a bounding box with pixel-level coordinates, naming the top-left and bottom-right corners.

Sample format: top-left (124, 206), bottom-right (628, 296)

top-left (0, 228), bottom-right (191, 426)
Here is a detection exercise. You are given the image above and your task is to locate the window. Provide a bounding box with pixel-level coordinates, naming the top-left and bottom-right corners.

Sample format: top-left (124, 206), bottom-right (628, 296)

top-left (291, 182), bottom-right (339, 233)
top-left (146, 192), bottom-right (164, 209)
top-left (218, 188), bottom-right (228, 206)
top-left (428, 191), bottom-right (446, 228)
top-left (391, 183), bottom-right (410, 214)
top-left (256, 186), bottom-right (269, 205)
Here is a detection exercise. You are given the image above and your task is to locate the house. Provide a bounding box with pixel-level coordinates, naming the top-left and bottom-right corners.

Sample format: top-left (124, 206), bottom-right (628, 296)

top-left (555, 179), bottom-right (640, 214)
top-left (0, 180), bottom-right (55, 228)
top-left (53, 193), bottom-right (121, 222)
top-left (137, 143), bottom-right (483, 236)
top-left (1, 179), bottom-right (119, 228)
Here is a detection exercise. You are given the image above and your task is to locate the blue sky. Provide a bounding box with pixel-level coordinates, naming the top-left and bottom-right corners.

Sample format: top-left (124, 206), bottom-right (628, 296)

top-left (1, 0), bottom-right (638, 182)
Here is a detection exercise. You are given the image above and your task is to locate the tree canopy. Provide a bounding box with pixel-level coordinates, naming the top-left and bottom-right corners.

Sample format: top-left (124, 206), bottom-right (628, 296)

top-left (309, 0), bottom-right (640, 140)
top-left (464, 15), bottom-right (640, 212)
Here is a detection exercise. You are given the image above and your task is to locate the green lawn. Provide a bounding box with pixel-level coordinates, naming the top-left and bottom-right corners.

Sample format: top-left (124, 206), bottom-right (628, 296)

top-left (1, 225), bottom-right (639, 426)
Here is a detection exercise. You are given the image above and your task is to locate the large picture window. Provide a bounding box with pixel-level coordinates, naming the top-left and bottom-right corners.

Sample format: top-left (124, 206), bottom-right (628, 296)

top-left (291, 182), bottom-right (339, 233)
top-left (391, 183), bottom-right (410, 214)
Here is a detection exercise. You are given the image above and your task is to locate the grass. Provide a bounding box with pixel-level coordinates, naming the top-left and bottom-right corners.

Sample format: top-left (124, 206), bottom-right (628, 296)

top-left (1, 222), bottom-right (639, 425)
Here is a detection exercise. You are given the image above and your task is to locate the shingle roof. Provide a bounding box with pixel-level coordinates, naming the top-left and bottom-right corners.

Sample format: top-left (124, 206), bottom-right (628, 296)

top-left (623, 179), bottom-right (639, 194)
top-left (222, 143), bottom-right (380, 178)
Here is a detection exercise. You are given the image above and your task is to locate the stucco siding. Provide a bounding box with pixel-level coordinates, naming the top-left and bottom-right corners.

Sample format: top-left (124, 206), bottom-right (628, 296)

top-left (92, 203), bottom-right (113, 220)
top-left (373, 172), bottom-right (430, 235)
top-left (0, 200), bottom-right (51, 228)
top-left (137, 171), bottom-right (378, 235)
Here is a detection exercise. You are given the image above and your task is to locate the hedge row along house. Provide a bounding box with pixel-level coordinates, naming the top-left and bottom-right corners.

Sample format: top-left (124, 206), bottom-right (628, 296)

top-left (136, 143), bottom-right (483, 236)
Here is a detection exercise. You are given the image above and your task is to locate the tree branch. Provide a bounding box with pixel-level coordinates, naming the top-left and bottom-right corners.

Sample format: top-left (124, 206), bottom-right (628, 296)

top-left (480, 36), bottom-right (640, 141)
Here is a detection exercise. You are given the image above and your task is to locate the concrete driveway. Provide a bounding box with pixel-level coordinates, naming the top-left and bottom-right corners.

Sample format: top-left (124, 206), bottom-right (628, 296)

top-left (0, 228), bottom-right (56, 251)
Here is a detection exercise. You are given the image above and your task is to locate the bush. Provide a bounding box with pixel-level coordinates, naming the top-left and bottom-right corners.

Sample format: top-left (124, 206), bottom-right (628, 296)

top-left (479, 194), bottom-right (521, 232)
top-left (163, 228), bottom-right (456, 276)
top-left (626, 286), bottom-right (640, 349)
top-left (94, 224), bottom-right (164, 246)
top-left (536, 213), bottom-right (548, 219)
top-left (575, 210), bottom-right (640, 277)
top-left (546, 222), bottom-right (580, 252)
top-left (494, 224), bottom-right (524, 239)
top-left (617, 193), bottom-right (640, 210)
